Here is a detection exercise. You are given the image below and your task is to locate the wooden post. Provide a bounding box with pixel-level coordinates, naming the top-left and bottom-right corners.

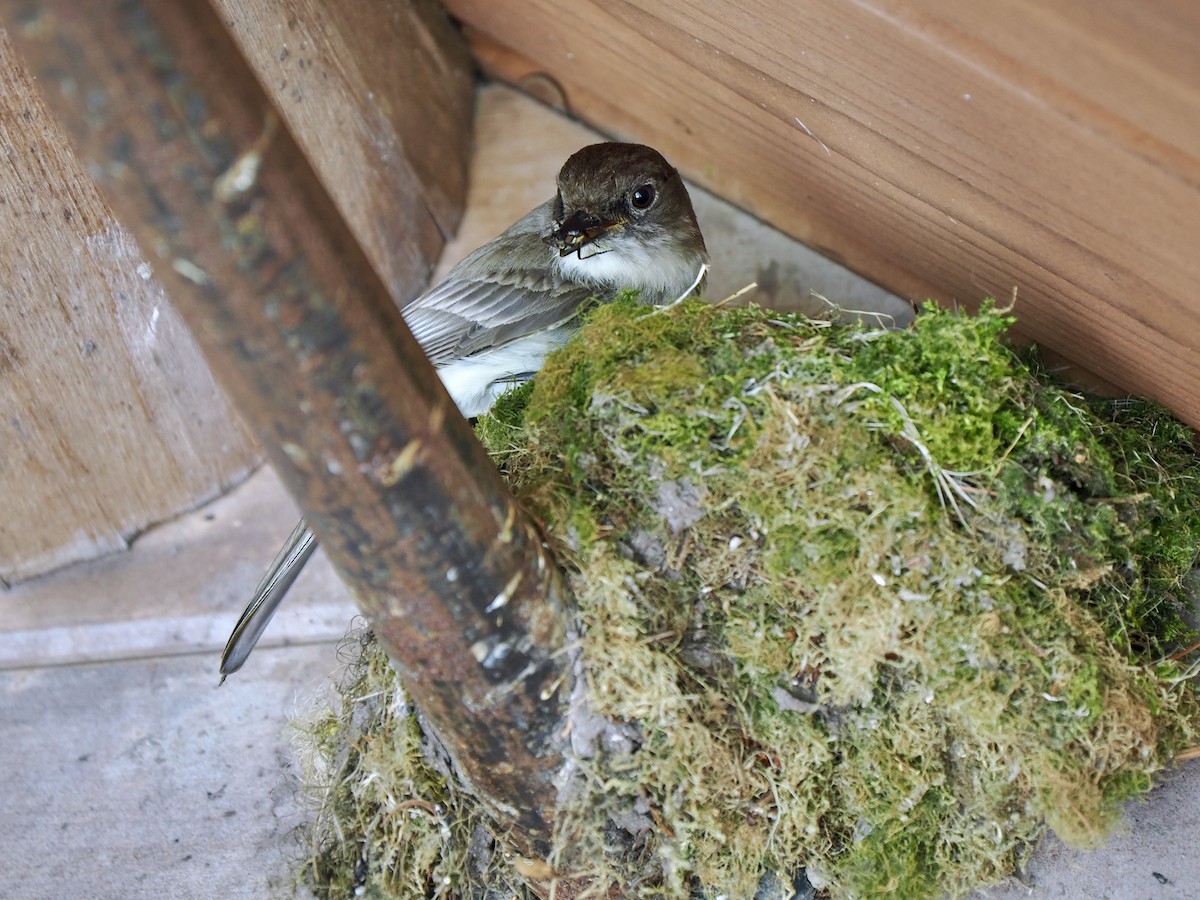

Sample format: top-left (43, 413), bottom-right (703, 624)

top-left (6, 0), bottom-right (571, 852)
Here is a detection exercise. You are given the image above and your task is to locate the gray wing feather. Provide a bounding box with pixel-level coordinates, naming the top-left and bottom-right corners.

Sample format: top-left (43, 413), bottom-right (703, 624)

top-left (402, 201), bottom-right (602, 366)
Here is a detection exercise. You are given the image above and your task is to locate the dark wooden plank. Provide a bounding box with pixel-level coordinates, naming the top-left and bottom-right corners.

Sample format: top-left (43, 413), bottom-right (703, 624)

top-left (0, 0), bottom-right (475, 582)
top-left (7, 0), bottom-right (569, 856)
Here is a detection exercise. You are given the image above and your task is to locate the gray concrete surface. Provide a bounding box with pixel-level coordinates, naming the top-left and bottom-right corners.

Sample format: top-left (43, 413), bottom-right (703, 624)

top-left (2, 647), bottom-right (326, 900)
top-left (1, 464), bottom-right (348, 900)
top-left (0, 465), bottom-right (355, 674)
top-left (982, 769), bottom-right (1199, 898)
top-left (1, 84), bottom-right (1196, 899)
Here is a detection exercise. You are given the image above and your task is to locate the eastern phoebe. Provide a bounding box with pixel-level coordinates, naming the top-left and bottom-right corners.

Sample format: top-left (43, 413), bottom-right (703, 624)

top-left (220, 142), bottom-right (709, 679)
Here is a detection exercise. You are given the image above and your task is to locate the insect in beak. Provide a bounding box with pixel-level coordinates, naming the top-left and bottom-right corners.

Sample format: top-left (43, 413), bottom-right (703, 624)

top-left (546, 210), bottom-right (618, 258)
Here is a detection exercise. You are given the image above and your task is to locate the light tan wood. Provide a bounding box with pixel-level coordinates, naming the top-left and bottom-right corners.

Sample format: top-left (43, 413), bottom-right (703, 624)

top-left (211, 0), bottom-right (474, 303)
top-left (0, 32), bottom-right (259, 584)
top-left (0, 0), bottom-right (473, 584)
top-left (451, 0), bottom-right (1200, 427)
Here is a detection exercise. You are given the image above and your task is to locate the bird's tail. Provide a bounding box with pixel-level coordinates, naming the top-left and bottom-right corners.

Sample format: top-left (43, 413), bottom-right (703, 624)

top-left (219, 519), bottom-right (319, 682)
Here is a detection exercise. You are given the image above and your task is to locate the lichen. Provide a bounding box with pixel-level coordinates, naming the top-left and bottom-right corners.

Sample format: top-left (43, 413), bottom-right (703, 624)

top-left (295, 299), bottom-right (1200, 899)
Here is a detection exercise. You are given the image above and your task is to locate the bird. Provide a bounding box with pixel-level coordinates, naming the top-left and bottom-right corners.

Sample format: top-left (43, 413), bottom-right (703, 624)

top-left (220, 141), bottom-right (709, 680)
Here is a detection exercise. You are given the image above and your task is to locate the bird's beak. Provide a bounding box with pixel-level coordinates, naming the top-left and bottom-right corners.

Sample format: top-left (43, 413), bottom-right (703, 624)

top-left (547, 210), bottom-right (620, 257)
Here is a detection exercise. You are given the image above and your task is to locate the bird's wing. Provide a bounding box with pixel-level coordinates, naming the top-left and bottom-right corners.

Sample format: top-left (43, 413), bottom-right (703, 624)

top-left (402, 201), bottom-right (604, 367)
top-left (404, 273), bottom-right (601, 367)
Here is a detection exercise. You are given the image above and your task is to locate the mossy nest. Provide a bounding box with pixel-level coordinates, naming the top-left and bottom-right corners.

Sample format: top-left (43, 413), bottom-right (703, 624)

top-left (295, 299), bottom-right (1200, 899)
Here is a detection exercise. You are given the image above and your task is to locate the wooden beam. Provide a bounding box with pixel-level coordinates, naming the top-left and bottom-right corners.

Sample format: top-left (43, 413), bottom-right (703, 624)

top-left (6, 0), bottom-right (570, 853)
top-left (0, 0), bottom-right (474, 583)
top-left (210, 0), bottom-right (473, 301)
top-left (450, 0), bottom-right (1200, 427)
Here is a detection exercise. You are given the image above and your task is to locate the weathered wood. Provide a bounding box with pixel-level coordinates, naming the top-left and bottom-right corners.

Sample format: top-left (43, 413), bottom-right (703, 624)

top-left (0, 0), bottom-right (475, 585)
top-left (7, 0), bottom-right (569, 854)
top-left (0, 0), bottom-right (474, 584)
top-left (210, 0), bottom-right (473, 302)
top-left (0, 30), bottom-right (258, 584)
top-left (451, 0), bottom-right (1200, 427)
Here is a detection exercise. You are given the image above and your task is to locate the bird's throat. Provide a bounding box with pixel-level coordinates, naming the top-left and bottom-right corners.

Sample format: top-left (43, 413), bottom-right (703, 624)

top-left (555, 235), bottom-right (704, 306)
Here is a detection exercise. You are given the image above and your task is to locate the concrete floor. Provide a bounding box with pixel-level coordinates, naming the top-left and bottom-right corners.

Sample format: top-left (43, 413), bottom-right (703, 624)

top-left (2, 85), bottom-right (1197, 899)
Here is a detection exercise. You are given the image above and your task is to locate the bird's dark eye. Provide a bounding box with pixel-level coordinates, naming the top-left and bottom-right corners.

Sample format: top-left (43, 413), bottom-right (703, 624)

top-left (630, 183), bottom-right (656, 210)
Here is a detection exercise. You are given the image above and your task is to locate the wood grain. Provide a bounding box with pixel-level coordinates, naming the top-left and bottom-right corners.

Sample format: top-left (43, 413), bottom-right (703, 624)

top-left (0, 31), bottom-right (259, 584)
top-left (0, 0), bottom-right (473, 583)
top-left (450, 0), bottom-right (1200, 427)
top-left (211, 0), bottom-right (474, 303)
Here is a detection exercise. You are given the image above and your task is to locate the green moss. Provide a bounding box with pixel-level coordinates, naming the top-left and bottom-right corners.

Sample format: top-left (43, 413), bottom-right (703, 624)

top-left (292, 631), bottom-right (527, 899)
top-left (297, 300), bottom-right (1200, 899)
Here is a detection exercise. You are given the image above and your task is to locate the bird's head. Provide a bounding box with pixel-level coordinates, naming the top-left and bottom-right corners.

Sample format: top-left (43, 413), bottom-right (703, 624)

top-left (545, 143), bottom-right (708, 299)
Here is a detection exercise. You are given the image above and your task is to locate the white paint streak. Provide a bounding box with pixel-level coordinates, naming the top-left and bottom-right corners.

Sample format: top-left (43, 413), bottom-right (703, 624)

top-left (794, 116), bottom-right (832, 156)
top-left (146, 305), bottom-right (160, 342)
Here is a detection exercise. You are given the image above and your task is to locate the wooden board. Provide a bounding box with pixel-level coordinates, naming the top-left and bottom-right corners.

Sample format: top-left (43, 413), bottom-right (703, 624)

top-left (0, 32), bottom-right (259, 584)
top-left (0, 0), bottom-right (473, 583)
top-left (211, 0), bottom-right (474, 302)
top-left (449, 0), bottom-right (1200, 427)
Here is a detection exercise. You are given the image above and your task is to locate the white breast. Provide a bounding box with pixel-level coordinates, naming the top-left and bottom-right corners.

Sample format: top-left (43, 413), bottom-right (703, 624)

top-left (437, 327), bottom-right (575, 418)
